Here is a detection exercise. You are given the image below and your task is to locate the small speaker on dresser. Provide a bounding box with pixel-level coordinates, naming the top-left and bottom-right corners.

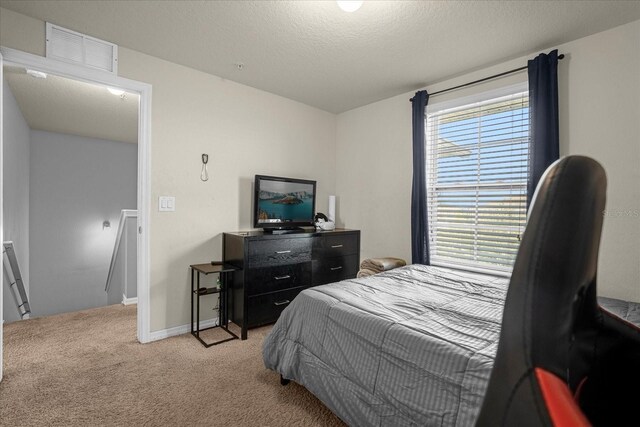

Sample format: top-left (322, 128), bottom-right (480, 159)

top-left (328, 195), bottom-right (336, 223)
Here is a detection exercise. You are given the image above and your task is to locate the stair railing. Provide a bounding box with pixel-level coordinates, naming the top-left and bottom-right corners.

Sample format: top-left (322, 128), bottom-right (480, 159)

top-left (105, 209), bottom-right (137, 293)
top-left (2, 241), bottom-right (31, 319)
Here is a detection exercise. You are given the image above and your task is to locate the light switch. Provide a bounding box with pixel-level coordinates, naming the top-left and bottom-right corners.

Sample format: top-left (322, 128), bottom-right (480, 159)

top-left (159, 196), bottom-right (175, 212)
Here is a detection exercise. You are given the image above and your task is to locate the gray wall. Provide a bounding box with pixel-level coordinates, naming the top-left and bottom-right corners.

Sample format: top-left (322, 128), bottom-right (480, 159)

top-left (29, 130), bottom-right (137, 317)
top-left (2, 78), bottom-right (30, 323)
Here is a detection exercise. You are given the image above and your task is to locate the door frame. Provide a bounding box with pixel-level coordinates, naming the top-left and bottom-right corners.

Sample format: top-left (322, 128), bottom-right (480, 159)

top-left (1, 50), bottom-right (4, 383)
top-left (0, 47), bottom-right (153, 358)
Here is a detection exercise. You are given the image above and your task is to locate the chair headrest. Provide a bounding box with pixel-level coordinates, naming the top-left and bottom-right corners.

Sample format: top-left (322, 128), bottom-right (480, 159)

top-left (477, 156), bottom-right (608, 426)
top-left (513, 156), bottom-right (606, 376)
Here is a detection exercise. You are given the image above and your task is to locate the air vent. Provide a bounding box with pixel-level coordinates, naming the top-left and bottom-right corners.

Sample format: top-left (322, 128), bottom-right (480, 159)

top-left (46, 23), bottom-right (118, 74)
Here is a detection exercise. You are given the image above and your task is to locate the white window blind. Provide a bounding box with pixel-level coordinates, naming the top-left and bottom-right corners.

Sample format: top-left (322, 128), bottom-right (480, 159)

top-left (426, 89), bottom-right (529, 275)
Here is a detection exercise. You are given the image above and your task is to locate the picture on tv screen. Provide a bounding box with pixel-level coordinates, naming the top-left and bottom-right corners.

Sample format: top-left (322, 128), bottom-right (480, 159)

top-left (257, 179), bottom-right (315, 224)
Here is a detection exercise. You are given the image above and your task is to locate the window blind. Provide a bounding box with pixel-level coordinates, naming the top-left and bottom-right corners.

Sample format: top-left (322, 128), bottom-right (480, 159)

top-left (426, 90), bottom-right (529, 274)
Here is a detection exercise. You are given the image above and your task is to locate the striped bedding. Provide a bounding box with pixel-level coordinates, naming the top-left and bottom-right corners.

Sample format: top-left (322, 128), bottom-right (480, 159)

top-left (262, 265), bottom-right (509, 426)
top-left (599, 296), bottom-right (640, 326)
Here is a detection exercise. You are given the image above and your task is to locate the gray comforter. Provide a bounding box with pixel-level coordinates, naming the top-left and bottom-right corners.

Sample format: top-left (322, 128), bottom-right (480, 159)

top-left (263, 265), bottom-right (509, 426)
top-left (263, 264), bottom-right (640, 426)
top-left (599, 296), bottom-right (640, 325)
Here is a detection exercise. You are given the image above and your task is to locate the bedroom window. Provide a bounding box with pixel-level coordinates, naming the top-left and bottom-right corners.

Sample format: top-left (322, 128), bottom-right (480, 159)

top-left (426, 84), bottom-right (529, 275)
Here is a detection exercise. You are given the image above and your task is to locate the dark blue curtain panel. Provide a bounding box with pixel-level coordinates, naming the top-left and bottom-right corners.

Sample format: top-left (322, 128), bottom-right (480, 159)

top-left (411, 90), bottom-right (430, 265)
top-left (527, 49), bottom-right (560, 207)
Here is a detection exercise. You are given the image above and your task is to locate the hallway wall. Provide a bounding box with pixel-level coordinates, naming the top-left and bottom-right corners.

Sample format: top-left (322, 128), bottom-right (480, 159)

top-left (29, 130), bottom-right (137, 317)
top-left (2, 78), bottom-right (30, 323)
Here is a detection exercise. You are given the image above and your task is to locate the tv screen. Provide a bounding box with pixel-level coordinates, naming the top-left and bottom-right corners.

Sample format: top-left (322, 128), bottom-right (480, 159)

top-left (254, 175), bottom-right (316, 229)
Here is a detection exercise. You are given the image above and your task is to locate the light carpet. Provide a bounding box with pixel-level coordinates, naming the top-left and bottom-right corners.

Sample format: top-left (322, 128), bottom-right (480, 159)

top-left (0, 304), bottom-right (343, 426)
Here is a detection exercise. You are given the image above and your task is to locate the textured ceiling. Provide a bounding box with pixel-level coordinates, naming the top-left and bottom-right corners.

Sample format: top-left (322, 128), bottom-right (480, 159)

top-left (2, 1), bottom-right (640, 113)
top-left (4, 66), bottom-right (139, 144)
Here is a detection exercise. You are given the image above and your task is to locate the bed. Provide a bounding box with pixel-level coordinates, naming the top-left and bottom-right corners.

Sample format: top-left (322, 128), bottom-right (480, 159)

top-left (262, 264), bottom-right (639, 426)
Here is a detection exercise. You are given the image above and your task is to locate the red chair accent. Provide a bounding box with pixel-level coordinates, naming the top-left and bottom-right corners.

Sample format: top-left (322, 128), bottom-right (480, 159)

top-left (535, 368), bottom-right (590, 427)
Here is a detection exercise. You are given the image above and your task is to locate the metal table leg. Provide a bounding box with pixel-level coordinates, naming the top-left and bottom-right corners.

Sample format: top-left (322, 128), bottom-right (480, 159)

top-left (190, 268), bottom-right (194, 333)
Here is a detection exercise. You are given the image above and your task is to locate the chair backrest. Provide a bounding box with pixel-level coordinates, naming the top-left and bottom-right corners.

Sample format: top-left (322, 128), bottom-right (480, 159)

top-left (476, 155), bottom-right (640, 426)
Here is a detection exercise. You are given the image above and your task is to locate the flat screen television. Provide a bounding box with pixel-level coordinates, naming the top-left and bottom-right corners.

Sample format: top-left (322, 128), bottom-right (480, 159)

top-left (253, 175), bottom-right (316, 231)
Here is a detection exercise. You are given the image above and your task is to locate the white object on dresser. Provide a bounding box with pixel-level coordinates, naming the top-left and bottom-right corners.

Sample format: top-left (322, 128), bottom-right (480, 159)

top-left (328, 195), bottom-right (336, 222)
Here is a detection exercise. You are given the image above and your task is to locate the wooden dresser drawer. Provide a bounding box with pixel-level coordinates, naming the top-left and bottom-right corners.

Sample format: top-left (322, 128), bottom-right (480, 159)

top-left (223, 229), bottom-right (360, 339)
top-left (313, 233), bottom-right (359, 258)
top-left (247, 286), bottom-right (307, 327)
top-left (246, 262), bottom-right (311, 296)
top-left (312, 254), bottom-right (359, 285)
top-left (248, 238), bottom-right (312, 268)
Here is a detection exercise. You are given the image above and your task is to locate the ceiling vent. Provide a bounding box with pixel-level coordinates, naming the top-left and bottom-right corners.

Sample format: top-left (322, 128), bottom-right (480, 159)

top-left (46, 23), bottom-right (118, 75)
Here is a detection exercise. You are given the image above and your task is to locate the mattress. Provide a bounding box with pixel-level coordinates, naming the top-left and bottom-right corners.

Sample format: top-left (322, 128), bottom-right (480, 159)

top-left (262, 265), bottom-right (509, 426)
top-left (598, 296), bottom-right (640, 326)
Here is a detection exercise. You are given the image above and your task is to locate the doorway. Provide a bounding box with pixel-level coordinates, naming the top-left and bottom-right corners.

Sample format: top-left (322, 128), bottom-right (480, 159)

top-left (4, 65), bottom-right (139, 320)
top-left (0, 48), bottom-right (152, 381)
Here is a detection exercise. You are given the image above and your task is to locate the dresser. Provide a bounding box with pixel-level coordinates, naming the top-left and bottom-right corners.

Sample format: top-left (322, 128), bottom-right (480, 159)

top-left (223, 229), bottom-right (360, 339)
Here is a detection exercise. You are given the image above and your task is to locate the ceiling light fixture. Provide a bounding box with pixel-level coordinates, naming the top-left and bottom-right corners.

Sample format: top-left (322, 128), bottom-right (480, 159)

top-left (337, 1), bottom-right (363, 12)
top-left (26, 69), bottom-right (47, 79)
top-left (107, 87), bottom-right (125, 96)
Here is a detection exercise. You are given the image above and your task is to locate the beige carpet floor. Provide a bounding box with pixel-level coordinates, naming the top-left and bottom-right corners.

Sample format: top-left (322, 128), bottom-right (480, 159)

top-left (0, 304), bottom-right (344, 426)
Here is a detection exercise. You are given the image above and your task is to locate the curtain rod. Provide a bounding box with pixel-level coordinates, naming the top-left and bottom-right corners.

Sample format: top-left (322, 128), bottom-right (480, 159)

top-left (411, 54), bottom-right (564, 101)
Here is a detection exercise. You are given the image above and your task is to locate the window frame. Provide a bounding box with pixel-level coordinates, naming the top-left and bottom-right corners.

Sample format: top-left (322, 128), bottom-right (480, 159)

top-left (425, 82), bottom-right (529, 278)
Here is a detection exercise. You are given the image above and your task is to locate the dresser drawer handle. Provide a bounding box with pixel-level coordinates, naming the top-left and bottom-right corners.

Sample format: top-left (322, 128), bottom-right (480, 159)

top-left (274, 300), bottom-right (290, 306)
top-left (275, 250), bottom-right (292, 254)
top-left (331, 244), bottom-right (343, 248)
top-left (330, 266), bottom-right (343, 271)
top-left (274, 275), bottom-right (291, 280)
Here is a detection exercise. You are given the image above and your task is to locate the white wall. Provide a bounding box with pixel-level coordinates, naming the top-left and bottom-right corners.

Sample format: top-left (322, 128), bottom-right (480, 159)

top-left (336, 20), bottom-right (640, 303)
top-left (29, 130), bottom-right (137, 317)
top-left (335, 92), bottom-right (412, 263)
top-left (0, 8), bottom-right (337, 332)
top-left (557, 21), bottom-right (640, 304)
top-left (2, 78), bottom-right (30, 323)
top-left (118, 48), bottom-right (337, 332)
top-left (125, 218), bottom-right (137, 300)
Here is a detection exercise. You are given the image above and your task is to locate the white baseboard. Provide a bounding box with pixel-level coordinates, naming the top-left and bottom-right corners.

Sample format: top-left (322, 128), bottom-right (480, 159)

top-left (146, 317), bottom-right (219, 342)
top-left (121, 295), bottom-right (138, 306)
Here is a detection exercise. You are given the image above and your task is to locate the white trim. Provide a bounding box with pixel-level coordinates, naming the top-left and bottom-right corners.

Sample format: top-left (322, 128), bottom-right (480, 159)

top-left (1, 47), bottom-right (126, 92)
top-left (136, 76), bottom-right (152, 344)
top-left (0, 46), bottom-right (153, 344)
top-left (426, 83), bottom-right (529, 276)
top-left (1, 50), bottom-right (4, 382)
top-left (147, 318), bottom-right (220, 342)
top-left (105, 209), bottom-right (137, 292)
top-left (122, 295), bottom-right (138, 306)
top-left (426, 82), bottom-right (529, 115)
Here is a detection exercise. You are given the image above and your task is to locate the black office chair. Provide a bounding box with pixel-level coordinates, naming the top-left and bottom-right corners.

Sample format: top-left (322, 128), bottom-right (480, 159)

top-left (476, 156), bottom-right (640, 426)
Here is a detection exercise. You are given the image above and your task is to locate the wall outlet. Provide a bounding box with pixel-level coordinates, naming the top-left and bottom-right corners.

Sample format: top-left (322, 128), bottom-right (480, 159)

top-left (159, 196), bottom-right (175, 212)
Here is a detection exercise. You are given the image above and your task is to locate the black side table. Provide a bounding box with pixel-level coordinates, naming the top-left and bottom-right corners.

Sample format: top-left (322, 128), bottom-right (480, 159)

top-left (190, 262), bottom-right (239, 347)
